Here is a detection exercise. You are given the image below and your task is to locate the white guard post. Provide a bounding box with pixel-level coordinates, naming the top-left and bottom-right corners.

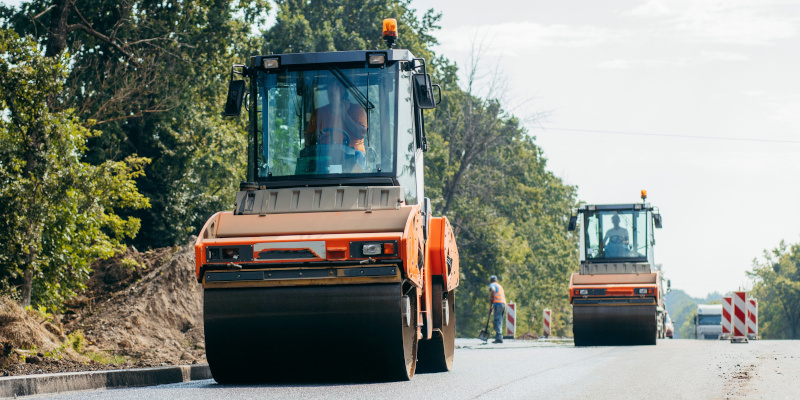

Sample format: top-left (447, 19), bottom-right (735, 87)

top-left (543, 309), bottom-right (552, 338)
top-left (504, 302), bottom-right (516, 339)
top-left (747, 298), bottom-right (758, 340)
top-left (722, 296), bottom-right (732, 340)
top-left (731, 291), bottom-right (749, 343)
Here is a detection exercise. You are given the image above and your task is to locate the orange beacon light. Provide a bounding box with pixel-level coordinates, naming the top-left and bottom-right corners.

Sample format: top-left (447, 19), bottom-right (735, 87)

top-left (383, 18), bottom-right (398, 48)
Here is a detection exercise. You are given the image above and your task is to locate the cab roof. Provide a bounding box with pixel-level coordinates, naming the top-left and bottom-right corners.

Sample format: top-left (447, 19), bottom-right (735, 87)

top-left (250, 49), bottom-right (417, 68)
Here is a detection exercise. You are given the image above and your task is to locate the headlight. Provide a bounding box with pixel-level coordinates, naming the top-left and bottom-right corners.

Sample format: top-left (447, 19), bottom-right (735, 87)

top-left (262, 58), bottom-right (279, 69)
top-left (362, 243), bottom-right (382, 256)
top-left (579, 289), bottom-right (588, 295)
top-left (223, 248), bottom-right (240, 259)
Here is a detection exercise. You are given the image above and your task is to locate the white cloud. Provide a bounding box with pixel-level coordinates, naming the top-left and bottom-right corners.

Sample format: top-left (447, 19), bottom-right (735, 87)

top-left (597, 58), bottom-right (689, 69)
top-left (626, 0), bottom-right (672, 17)
top-left (624, 0), bottom-right (800, 45)
top-left (764, 94), bottom-right (800, 129)
top-left (434, 22), bottom-right (619, 56)
top-left (700, 51), bottom-right (750, 61)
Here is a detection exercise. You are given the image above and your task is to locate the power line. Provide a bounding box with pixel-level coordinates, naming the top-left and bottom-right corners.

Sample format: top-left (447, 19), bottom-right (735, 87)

top-left (540, 127), bottom-right (800, 144)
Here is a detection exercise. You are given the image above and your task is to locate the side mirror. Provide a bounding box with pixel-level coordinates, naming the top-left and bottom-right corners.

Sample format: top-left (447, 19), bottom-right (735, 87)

top-left (413, 73), bottom-right (436, 109)
top-left (224, 80), bottom-right (246, 116)
top-left (653, 213), bottom-right (663, 229)
top-left (667, 279), bottom-right (671, 292)
top-left (224, 64), bottom-right (247, 117)
top-left (567, 215), bottom-right (578, 231)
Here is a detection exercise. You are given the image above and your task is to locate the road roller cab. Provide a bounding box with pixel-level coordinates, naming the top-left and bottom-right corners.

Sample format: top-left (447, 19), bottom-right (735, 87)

top-left (194, 20), bottom-right (459, 383)
top-left (568, 191), bottom-right (665, 346)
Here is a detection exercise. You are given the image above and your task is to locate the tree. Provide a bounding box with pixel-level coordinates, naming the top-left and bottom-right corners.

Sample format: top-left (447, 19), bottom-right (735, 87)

top-left (748, 240), bottom-right (800, 339)
top-left (2, 0), bottom-right (270, 249)
top-left (0, 29), bottom-right (149, 308)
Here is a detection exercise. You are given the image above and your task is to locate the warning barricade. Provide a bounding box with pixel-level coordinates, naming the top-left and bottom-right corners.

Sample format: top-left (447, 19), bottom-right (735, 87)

top-left (722, 296), bottom-right (732, 340)
top-left (747, 298), bottom-right (758, 340)
top-left (731, 291), bottom-right (749, 343)
top-left (543, 309), bottom-right (552, 338)
top-left (504, 302), bottom-right (516, 339)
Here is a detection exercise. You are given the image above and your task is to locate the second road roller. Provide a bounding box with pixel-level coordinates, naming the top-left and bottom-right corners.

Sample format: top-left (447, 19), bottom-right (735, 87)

top-left (193, 19), bottom-right (459, 382)
top-left (568, 191), bottom-right (667, 346)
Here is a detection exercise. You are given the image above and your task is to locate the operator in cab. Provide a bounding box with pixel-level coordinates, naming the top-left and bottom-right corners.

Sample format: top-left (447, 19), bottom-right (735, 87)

top-left (305, 75), bottom-right (368, 171)
top-left (604, 213), bottom-right (629, 257)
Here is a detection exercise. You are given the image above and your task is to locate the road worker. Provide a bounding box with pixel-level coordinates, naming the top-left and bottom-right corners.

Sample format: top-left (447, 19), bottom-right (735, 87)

top-left (489, 275), bottom-right (507, 343)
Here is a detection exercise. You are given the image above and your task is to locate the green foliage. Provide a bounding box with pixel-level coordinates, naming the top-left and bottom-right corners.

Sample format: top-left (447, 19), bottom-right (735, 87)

top-left (121, 257), bottom-right (145, 271)
top-left (44, 331), bottom-right (85, 360)
top-left (748, 240), bottom-right (800, 339)
top-left (2, 0), bottom-right (270, 249)
top-left (67, 330), bottom-right (86, 353)
top-left (0, 28), bottom-right (149, 309)
top-left (25, 305), bottom-right (54, 322)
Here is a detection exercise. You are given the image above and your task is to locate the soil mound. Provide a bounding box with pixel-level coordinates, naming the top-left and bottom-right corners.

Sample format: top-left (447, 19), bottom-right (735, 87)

top-left (517, 331), bottom-right (540, 340)
top-left (0, 298), bottom-right (85, 370)
top-left (67, 241), bottom-right (205, 366)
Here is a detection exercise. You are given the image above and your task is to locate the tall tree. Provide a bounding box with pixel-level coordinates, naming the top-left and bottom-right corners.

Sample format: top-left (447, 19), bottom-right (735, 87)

top-left (0, 29), bottom-right (149, 308)
top-left (749, 240), bottom-right (800, 339)
top-left (2, 0), bottom-right (270, 249)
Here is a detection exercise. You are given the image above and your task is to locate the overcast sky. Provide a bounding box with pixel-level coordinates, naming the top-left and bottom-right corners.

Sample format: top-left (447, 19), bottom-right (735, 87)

top-left (413, 0), bottom-right (800, 298)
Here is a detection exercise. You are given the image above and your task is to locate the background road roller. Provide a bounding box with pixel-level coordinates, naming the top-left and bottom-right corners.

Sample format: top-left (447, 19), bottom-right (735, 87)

top-left (193, 20), bottom-right (458, 383)
top-left (568, 191), bottom-right (665, 346)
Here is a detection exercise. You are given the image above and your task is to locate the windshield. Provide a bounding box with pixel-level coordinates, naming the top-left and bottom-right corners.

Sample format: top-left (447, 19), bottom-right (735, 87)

top-left (585, 210), bottom-right (648, 260)
top-left (254, 65), bottom-right (398, 179)
top-left (698, 314), bottom-right (722, 325)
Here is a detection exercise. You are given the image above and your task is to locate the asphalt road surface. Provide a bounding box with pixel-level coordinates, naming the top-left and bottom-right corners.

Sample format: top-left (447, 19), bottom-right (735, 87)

top-left (34, 339), bottom-right (800, 400)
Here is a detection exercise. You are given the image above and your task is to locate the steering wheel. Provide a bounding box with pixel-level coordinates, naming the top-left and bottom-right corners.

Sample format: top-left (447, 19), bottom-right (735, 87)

top-left (319, 128), bottom-right (351, 147)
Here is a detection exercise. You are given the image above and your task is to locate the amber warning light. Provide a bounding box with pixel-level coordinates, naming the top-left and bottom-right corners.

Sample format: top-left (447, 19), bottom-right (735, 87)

top-left (641, 190), bottom-right (647, 201)
top-left (383, 18), bottom-right (398, 48)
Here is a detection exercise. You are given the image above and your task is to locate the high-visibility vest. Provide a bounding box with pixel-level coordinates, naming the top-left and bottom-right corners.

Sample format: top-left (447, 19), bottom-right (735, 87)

top-left (490, 282), bottom-right (506, 304)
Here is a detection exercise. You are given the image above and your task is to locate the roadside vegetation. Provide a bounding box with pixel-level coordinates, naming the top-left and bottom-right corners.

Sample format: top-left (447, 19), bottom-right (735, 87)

top-left (1, 0), bottom-right (576, 341)
top-left (749, 240), bottom-right (800, 339)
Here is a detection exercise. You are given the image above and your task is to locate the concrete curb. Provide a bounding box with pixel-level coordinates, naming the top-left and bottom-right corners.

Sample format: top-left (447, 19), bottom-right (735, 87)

top-left (0, 364), bottom-right (211, 398)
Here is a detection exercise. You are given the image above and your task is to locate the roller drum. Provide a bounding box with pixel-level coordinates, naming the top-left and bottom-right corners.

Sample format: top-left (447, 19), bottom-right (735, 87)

top-left (573, 304), bottom-right (657, 346)
top-left (204, 283), bottom-right (416, 383)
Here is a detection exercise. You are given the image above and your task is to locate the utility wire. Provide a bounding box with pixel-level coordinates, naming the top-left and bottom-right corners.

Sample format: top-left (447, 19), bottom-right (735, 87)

top-left (541, 127), bottom-right (800, 144)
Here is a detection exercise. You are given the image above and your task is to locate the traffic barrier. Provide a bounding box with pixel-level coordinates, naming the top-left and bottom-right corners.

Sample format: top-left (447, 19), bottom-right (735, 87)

top-left (504, 302), bottom-right (516, 339)
top-left (543, 309), bottom-right (551, 338)
top-left (731, 291), bottom-right (749, 343)
top-left (747, 298), bottom-right (758, 340)
top-left (721, 296), bottom-right (732, 339)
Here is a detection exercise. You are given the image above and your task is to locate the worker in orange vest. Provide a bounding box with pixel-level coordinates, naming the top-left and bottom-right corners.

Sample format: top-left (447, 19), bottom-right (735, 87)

top-left (489, 275), bottom-right (507, 343)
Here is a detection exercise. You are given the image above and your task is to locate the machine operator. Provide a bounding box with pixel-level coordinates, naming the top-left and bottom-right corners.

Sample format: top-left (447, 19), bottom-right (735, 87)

top-left (305, 75), bottom-right (368, 170)
top-left (604, 213), bottom-right (629, 257)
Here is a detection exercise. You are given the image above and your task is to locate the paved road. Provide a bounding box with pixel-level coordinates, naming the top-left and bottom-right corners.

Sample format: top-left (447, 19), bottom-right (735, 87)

top-left (34, 339), bottom-right (800, 400)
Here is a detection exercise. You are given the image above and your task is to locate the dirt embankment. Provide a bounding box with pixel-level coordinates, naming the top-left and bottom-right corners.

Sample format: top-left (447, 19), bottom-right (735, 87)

top-left (1, 241), bottom-right (205, 376)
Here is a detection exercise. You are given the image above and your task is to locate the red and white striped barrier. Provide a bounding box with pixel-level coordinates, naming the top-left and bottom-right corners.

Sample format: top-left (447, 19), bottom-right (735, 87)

top-left (504, 302), bottom-right (516, 339)
top-left (731, 291), bottom-right (749, 343)
top-left (543, 309), bottom-right (552, 338)
top-left (747, 298), bottom-right (758, 340)
top-left (722, 296), bottom-right (732, 339)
